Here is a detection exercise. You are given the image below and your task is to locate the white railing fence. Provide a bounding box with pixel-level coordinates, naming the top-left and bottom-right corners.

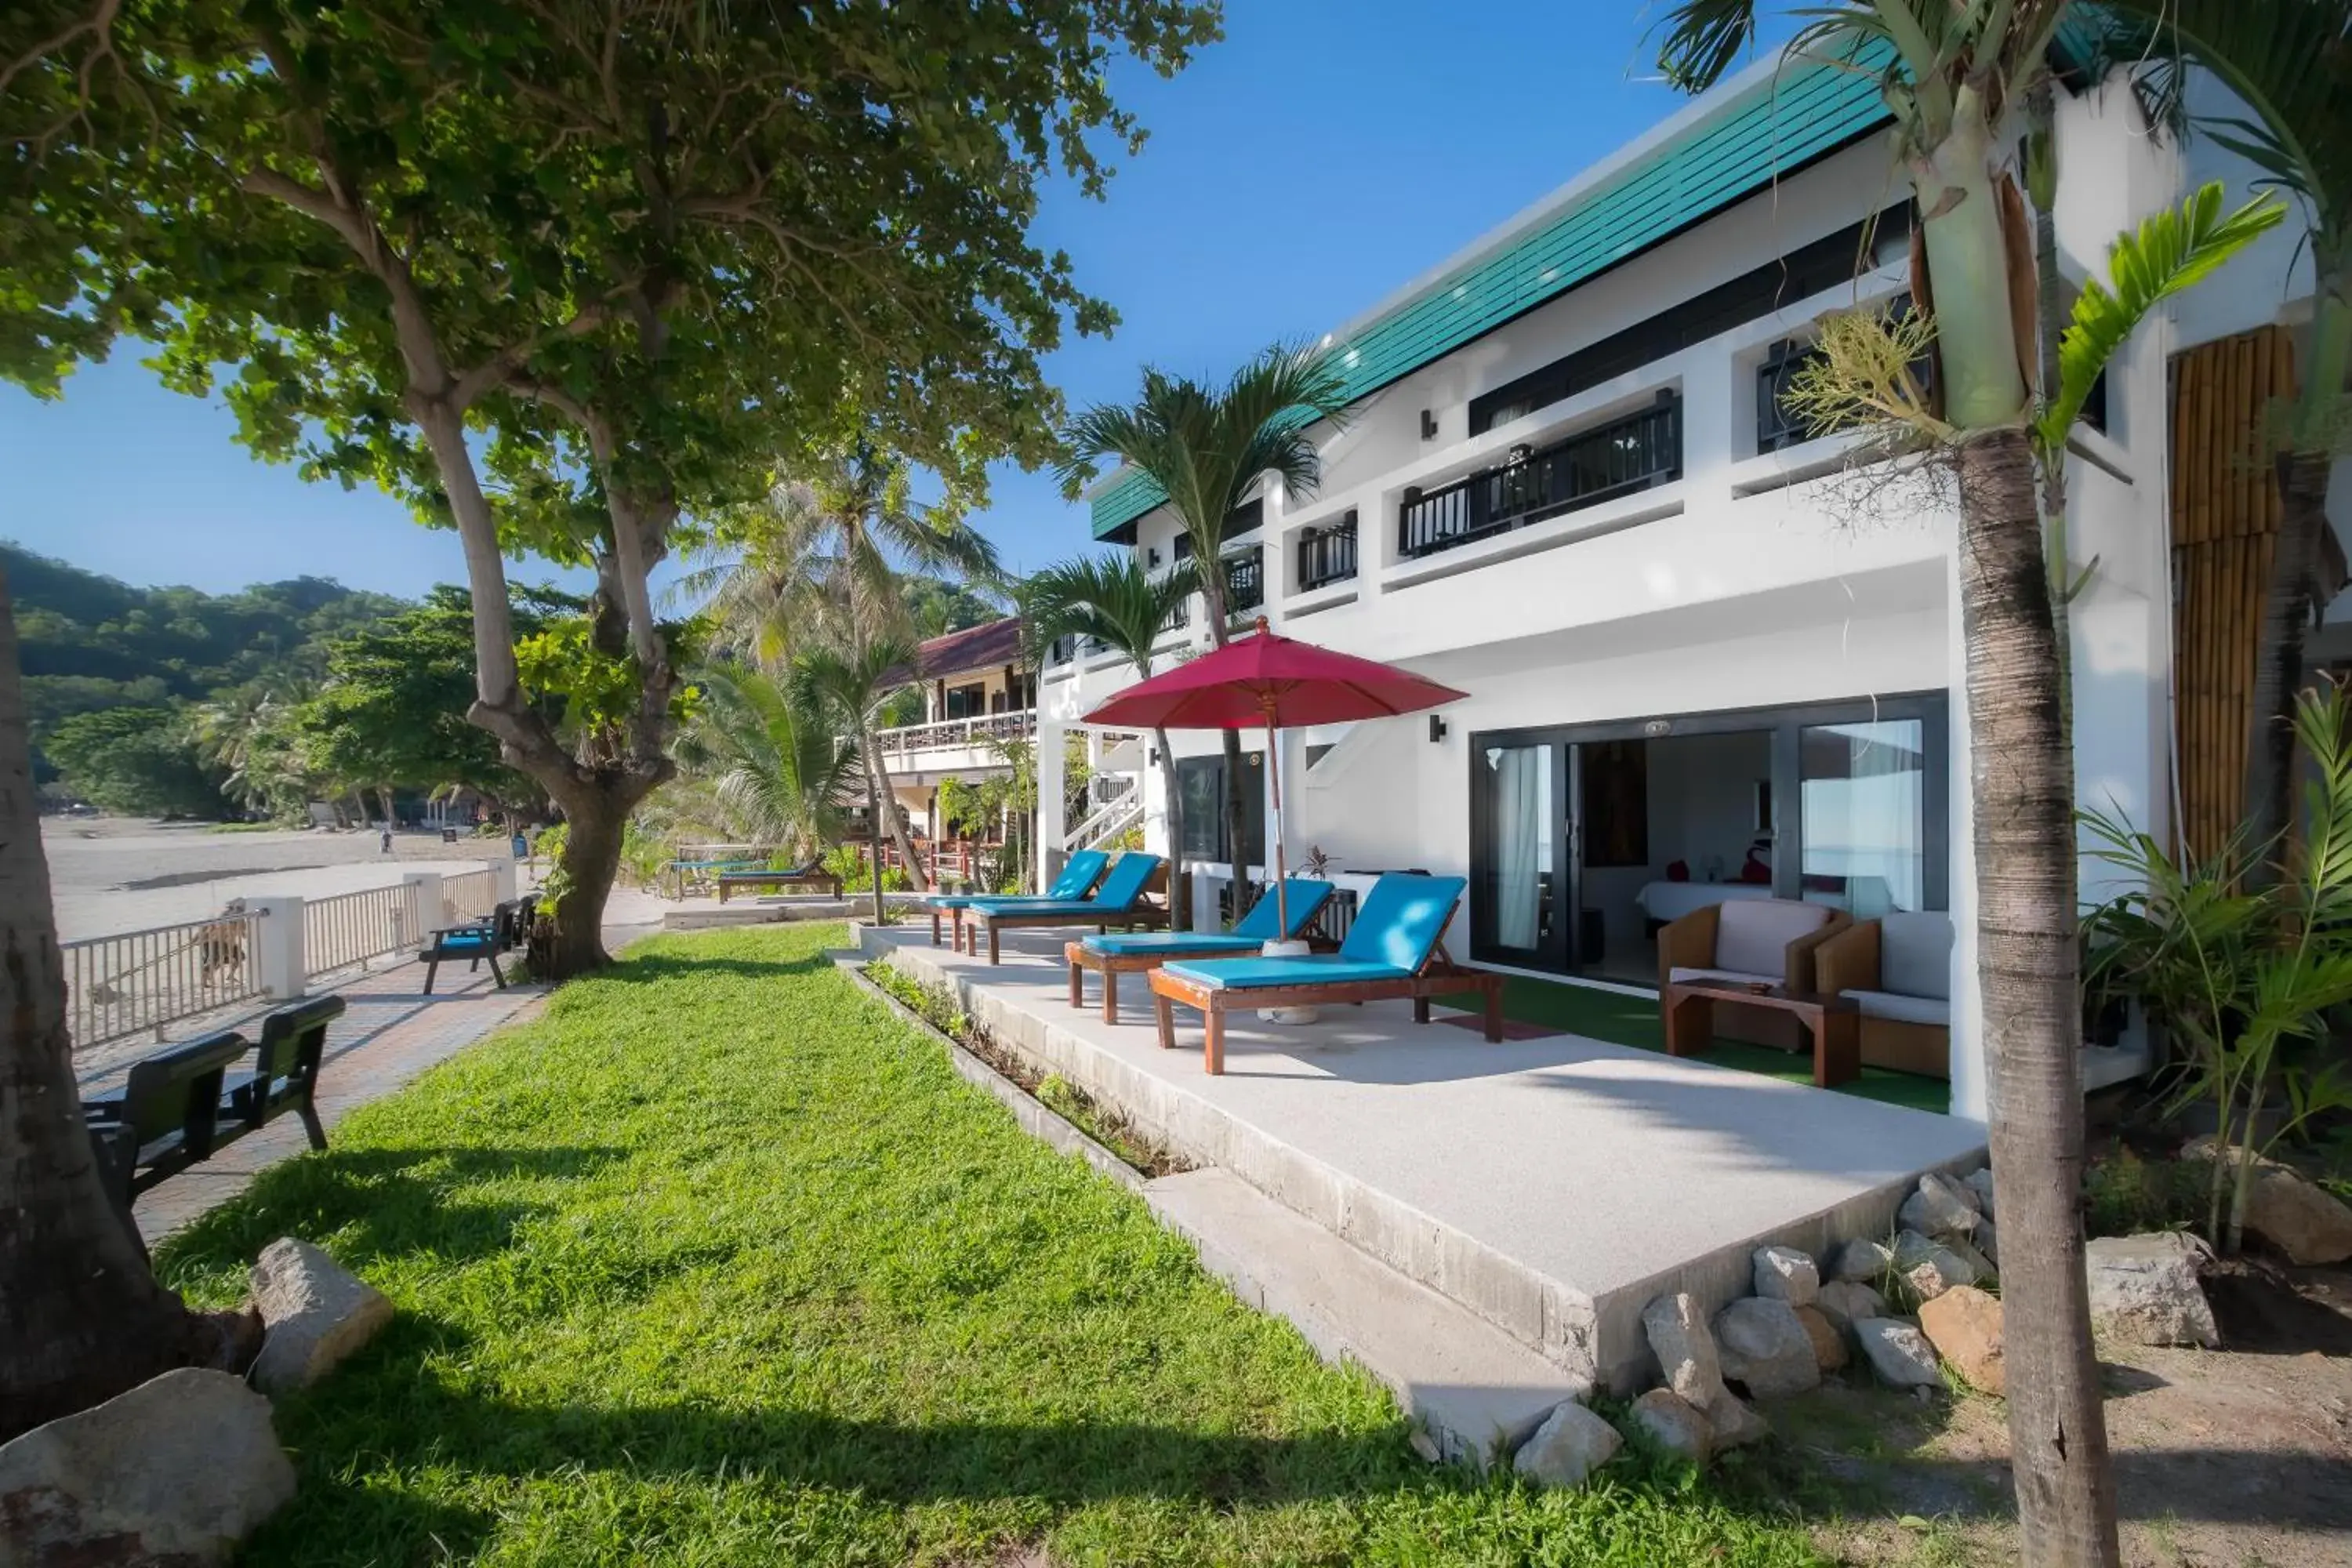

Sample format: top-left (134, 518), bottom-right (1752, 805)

top-left (441, 868), bottom-right (499, 925)
top-left (874, 708), bottom-right (1037, 758)
top-left (64, 909), bottom-right (268, 1051)
top-left (1068, 791), bottom-right (1145, 853)
top-left (305, 884), bottom-right (423, 977)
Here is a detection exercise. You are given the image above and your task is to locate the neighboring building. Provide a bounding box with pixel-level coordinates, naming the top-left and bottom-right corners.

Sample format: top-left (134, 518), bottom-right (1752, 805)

top-left (1034, 47), bottom-right (2349, 1123)
top-left (875, 616), bottom-right (1037, 843)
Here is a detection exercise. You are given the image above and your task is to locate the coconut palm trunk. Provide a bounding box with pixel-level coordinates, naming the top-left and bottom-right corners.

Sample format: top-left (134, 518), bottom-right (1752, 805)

top-left (862, 731), bottom-right (928, 891)
top-left (1198, 564), bottom-right (1254, 882)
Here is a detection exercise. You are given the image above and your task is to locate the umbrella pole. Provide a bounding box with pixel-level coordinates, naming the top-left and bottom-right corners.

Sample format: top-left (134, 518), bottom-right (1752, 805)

top-left (1264, 706), bottom-right (1288, 938)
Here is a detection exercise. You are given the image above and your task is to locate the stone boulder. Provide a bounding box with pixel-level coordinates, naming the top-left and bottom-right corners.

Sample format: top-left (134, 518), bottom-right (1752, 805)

top-left (248, 1236), bottom-right (394, 1396)
top-left (1792, 1304), bottom-right (1849, 1371)
top-left (1513, 1399), bottom-right (1623, 1489)
top-left (1831, 1236), bottom-right (1893, 1282)
top-left (1813, 1279), bottom-right (1889, 1335)
top-left (1853, 1318), bottom-right (1943, 1389)
top-left (1899, 1172), bottom-right (1981, 1239)
top-left (1751, 1245), bottom-right (1820, 1305)
top-left (1892, 1230), bottom-right (1980, 1300)
top-left (1627, 1388), bottom-right (1713, 1465)
top-left (0, 1368), bottom-right (296, 1566)
top-left (2183, 1138), bottom-right (2352, 1265)
top-left (1704, 1390), bottom-right (1771, 1449)
top-left (1641, 1292), bottom-right (1726, 1407)
top-left (2085, 1232), bottom-right (2220, 1348)
top-left (1963, 1167), bottom-right (1997, 1218)
top-left (1972, 1217), bottom-right (1999, 1266)
top-left (1918, 1285), bottom-right (2005, 1395)
top-left (1712, 1297), bottom-right (1822, 1399)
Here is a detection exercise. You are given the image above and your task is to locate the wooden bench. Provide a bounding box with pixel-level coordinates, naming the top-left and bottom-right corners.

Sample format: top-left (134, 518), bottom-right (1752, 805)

top-left (716, 869), bottom-right (844, 902)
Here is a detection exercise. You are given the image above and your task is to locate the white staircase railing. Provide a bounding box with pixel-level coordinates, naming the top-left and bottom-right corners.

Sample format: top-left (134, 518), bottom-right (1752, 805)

top-left (1067, 790), bottom-right (1145, 852)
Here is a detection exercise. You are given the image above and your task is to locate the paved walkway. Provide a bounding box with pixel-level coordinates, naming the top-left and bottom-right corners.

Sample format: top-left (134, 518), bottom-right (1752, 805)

top-left (118, 960), bottom-right (552, 1243)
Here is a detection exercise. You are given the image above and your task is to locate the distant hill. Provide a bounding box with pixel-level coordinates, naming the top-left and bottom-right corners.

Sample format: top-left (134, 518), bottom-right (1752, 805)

top-left (2, 539), bottom-right (408, 742)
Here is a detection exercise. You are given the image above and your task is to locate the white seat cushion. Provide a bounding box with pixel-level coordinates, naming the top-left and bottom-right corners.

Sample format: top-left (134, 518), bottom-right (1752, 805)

top-left (1849, 989), bottom-right (1950, 1028)
top-left (1670, 966), bottom-right (1781, 989)
top-left (1878, 911), bottom-right (1953, 1001)
top-left (1712, 898), bottom-right (1834, 978)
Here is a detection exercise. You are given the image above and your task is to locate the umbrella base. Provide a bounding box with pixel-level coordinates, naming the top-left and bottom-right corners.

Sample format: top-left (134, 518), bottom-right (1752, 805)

top-left (1258, 938), bottom-right (1321, 1024)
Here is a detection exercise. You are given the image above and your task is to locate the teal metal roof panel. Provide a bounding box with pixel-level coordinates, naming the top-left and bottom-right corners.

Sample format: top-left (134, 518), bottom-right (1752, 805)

top-left (1092, 54), bottom-right (1893, 540)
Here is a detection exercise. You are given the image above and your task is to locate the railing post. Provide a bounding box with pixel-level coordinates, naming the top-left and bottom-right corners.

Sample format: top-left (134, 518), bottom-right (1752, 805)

top-left (249, 895), bottom-right (307, 1000)
top-left (401, 871), bottom-right (445, 945)
top-left (490, 857), bottom-right (518, 903)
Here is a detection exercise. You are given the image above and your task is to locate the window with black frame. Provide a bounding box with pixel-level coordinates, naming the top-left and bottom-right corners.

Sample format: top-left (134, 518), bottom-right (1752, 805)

top-left (1174, 753), bottom-right (1266, 869)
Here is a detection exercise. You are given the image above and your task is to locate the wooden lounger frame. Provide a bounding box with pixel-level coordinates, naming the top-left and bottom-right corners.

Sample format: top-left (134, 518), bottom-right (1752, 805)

top-left (1146, 941), bottom-right (1505, 1074)
top-left (960, 865), bottom-right (1170, 963)
top-left (717, 869), bottom-right (843, 902)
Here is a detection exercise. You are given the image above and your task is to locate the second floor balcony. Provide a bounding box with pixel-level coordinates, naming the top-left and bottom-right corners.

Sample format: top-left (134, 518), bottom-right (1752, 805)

top-left (1398, 389), bottom-right (1682, 561)
top-left (873, 708), bottom-right (1036, 762)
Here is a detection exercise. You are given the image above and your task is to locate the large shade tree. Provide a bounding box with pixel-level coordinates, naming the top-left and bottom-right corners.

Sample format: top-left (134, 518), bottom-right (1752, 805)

top-left (2, 0), bottom-right (1218, 977)
top-left (1658, 6), bottom-right (2279, 1563)
top-left (1062, 344), bottom-right (1348, 882)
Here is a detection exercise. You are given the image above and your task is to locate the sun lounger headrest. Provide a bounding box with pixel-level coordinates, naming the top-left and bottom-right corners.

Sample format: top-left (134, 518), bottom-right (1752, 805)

top-left (1336, 873), bottom-right (1465, 973)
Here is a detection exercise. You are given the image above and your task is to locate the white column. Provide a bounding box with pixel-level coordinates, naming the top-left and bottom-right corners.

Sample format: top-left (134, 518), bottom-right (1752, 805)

top-left (248, 896), bottom-right (307, 1000)
top-left (1036, 717), bottom-right (1067, 890)
top-left (489, 857), bottom-right (518, 903)
top-left (401, 871), bottom-right (445, 944)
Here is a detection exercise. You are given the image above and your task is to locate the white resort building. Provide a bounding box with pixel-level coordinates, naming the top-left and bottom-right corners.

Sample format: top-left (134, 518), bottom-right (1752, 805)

top-left (1031, 45), bottom-right (2346, 1124)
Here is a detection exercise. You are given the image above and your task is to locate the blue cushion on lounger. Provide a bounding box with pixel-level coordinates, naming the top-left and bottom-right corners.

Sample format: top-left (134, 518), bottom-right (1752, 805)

top-left (1083, 931), bottom-right (1263, 956)
top-left (968, 851), bottom-right (1160, 915)
top-left (1232, 879), bottom-right (1335, 941)
top-left (437, 931), bottom-right (492, 949)
top-left (1336, 873), bottom-right (1467, 972)
top-left (926, 850), bottom-right (1106, 911)
top-left (1160, 954), bottom-right (1415, 990)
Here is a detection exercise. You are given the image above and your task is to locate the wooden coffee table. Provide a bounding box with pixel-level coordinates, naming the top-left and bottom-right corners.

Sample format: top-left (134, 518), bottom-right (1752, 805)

top-left (1661, 979), bottom-right (1861, 1087)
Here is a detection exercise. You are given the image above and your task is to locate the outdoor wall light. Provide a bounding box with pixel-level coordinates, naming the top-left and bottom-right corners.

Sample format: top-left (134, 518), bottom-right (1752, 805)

top-left (1428, 715), bottom-right (1447, 743)
top-left (1420, 408), bottom-right (1439, 440)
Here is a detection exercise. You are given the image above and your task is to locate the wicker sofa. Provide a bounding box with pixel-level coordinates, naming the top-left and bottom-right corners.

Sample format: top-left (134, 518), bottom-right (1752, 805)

top-left (1657, 896), bottom-right (1853, 1052)
top-left (1813, 910), bottom-right (1954, 1078)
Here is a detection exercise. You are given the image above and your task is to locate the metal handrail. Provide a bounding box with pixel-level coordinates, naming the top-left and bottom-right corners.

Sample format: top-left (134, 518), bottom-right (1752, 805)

top-left (63, 908), bottom-right (268, 1051)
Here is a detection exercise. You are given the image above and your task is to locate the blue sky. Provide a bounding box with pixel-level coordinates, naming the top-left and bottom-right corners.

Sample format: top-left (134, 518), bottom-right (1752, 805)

top-left (0, 2), bottom-right (1742, 600)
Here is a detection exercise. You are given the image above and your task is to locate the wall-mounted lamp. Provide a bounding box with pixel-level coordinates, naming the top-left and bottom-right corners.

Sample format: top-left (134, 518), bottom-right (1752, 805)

top-left (1146, 546), bottom-right (1162, 568)
top-left (1428, 714), bottom-right (1448, 744)
top-left (1419, 408), bottom-right (1439, 441)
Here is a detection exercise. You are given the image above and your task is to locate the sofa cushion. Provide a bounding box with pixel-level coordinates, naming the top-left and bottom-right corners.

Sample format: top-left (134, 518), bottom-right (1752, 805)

top-left (1669, 966), bottom-right (1781, 989)
top-left (1849, 989), bottom-right (1951, 1027)
top-left (1712, 898), bottom-right (1834, 978)
top-left (1878, 911), bottom-right (1953, 1000)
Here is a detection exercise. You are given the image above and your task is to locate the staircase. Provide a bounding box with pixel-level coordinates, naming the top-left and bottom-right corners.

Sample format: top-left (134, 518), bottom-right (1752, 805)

top-left (1066, 787), bottom-right (1144, 852)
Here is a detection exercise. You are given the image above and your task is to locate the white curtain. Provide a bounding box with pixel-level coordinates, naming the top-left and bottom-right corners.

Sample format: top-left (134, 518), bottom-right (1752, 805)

top-left (1802, 720), bottom-right (1922, 916)
top-left (1493, 747), bottom-right (1543, 949)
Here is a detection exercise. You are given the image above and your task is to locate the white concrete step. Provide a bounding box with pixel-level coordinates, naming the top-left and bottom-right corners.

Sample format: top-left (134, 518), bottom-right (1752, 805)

top-left (1144, 1167), bottom-right (1588, 1467)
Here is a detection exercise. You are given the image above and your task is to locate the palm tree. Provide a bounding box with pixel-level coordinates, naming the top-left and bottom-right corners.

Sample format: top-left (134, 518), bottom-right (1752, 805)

top-left (802, 629), bottom-right (921, 927)
top-left (682, 440), bottom-right (1006, 888)
top-left (1020, 555), bottom-right (1202, 925)
top-left (2096, 0), bottom-right (2352, 855)
top-left (1660, 9), bottom-right (2280, 1561)
top-left (674, 662), bottom-right (861, 863)
top-left (1061, 343), bottom-right (1350, 885)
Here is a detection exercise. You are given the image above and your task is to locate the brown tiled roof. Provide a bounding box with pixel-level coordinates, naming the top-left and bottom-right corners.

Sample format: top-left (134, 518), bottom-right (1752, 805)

top-left (884, 615), bottom-right (1025, 687)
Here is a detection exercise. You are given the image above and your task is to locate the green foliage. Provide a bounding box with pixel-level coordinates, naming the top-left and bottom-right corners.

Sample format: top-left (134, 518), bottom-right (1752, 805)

top-left (151, 924), bottom-right (1831, 1567)
top-left (672, 662), bottom-right (859, 861)
top-left (822, 843), bottom-right (910, 895)
top-left (2037, 183), bottom-right (2285, 452)
top-left (41, 703), bottom-right (223, 815)
top-left (2082, 1147), bottom-right (2209, 1241)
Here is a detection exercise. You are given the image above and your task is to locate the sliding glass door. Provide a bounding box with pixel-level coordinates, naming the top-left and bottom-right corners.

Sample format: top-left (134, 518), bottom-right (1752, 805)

top-left (1471, 742), bottom-right (1563, 968)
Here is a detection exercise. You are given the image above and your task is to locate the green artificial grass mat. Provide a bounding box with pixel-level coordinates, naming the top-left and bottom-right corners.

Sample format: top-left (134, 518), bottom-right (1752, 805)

top-left (1462, 974), bottom-right (1951, 1116)
top-left (156, 924), bottom-right (1831, 1567)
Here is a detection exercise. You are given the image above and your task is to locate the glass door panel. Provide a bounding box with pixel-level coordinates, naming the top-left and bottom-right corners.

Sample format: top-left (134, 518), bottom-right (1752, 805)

top-left (1475, 742), bottom-right (1554, 963)
top-left (1798, 719), bottom-right (1926, 917)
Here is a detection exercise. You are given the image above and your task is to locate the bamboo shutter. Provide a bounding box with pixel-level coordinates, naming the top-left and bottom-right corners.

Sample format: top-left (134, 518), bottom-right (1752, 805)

top-left (2169, 325), bottom-right (2296, 861)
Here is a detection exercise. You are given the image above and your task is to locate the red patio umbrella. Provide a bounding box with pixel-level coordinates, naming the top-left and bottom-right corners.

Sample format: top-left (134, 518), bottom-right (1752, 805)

top-left (1081, 617), bottom-right (1468, 937)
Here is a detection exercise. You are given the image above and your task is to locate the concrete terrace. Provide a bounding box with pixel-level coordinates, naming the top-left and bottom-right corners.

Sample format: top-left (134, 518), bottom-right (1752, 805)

top-left (862, 923), bottom-right (1987, 1391)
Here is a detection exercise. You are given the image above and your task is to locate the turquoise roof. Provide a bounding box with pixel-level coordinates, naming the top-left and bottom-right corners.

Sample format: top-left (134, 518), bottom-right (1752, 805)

top-left (1091, 53), bottom-right (1893, 541)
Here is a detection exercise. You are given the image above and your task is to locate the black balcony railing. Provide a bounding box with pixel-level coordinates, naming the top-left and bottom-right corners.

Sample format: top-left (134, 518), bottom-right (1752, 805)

top-left (1225, 546), bottom-right (1264, 615)
top-left (1297, 512), bottom-right (1359, 590)
top-left (1398, 390), bottom-right (1682, 560)
top-left (1756, 339), bottom-right (1827, 453)
top-left (1047, 632), bottom-right (1109, 665)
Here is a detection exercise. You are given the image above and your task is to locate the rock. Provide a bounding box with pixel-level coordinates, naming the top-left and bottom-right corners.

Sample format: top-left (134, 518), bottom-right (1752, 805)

top-left (2183, 1138), bottom-right (2352, 1265)
top-left (1711, 1297), bottom-right (1822, 1399)
top-left (0, 1368), bottom-right (296, 1566)
top-left (1793, 1304), bottom-right (1849, 1371)
top-left (1751, 1245), bottom-right (1820, 1305)
top-left (1853, 1318), bottom-right (1944, 1389)
top-left (1973, 1217), bottom-right (1999, 1266)
top-left (1963, 1167), bottom-right (1997, 1218)
top-left (1513, 1399), bottom-right (1624, 1489)
top-left (1918, 1286), bottom-right (2005, 1395)
top-left (248, 1236), bottom-right (394, 1396)
top-left (1813, 1279), bottom-right (1888, 1334)
top-left (1893, 1230), bottom-right (1980, 1300)
top-left (1628, 1388), bottom-right (1713, 1465)
top-left (1899, 1172), bottom-right (1981, 1238)
top-left (1641, 1292), bottom-right (1727, 1406)
top-left (1704, 1389), bottom-right (1771, 1449)
top-left (1408, 1428), bottom-right (1441, 1465)
top-left (1944, 1235), bottom-right (1998, 1283)
top-left (2085, 1232), bottom-right (2220, 1347)
top-left (1831, 1236), bottom-right (1893, 1282)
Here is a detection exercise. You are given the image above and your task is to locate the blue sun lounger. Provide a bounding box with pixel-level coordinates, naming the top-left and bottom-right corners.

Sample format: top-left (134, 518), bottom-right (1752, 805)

top-left (1146, 873), bottom-right (1502, 1073)
top-left (960, 851), bottom-right (1167, 964)
top-left (1065, 878), bottom-right (1336, 1022)
top-left (920, 848), bottom-right (1107, 946)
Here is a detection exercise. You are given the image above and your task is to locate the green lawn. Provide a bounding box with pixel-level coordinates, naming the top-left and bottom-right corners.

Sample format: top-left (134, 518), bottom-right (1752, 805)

top-left (158, 924), bottom-right (1831, 1566)
top-left (1464, 975), bottom-right (1950, 1115)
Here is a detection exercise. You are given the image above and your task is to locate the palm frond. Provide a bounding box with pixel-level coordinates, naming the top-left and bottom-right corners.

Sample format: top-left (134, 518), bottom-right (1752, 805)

top-left (2036, 182), bottom-right (2285, 452)
top-left (1018, 554), bottom-right (1198, 676)
top-left (1652, 0), bottom-right (1761, 90)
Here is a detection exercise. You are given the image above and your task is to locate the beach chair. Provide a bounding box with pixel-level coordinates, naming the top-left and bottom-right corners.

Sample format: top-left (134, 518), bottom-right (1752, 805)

top-left (920, 848), bottom-right (1107, 948)
top-left (1146, 873), bottom-right (1503, 1073)
top-left (960, 852), bottom-right (1168, 964)
top-left (420, 895), bottom-right (532, 994)
top-left (1065, 879), bottom-right (1335, 1023)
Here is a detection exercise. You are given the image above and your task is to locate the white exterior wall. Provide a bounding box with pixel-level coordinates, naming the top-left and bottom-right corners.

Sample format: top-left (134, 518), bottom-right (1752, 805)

top-left (1041, 72), bottom-right (2230, 1123)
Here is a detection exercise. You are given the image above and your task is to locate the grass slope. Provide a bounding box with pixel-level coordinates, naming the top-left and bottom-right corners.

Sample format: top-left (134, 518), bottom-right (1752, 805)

top-left (160, 925), bottom-right (1828, 1566)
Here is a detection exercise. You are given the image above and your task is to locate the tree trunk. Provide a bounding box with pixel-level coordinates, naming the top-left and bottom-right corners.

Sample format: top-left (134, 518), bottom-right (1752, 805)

top-left (863, 768), bottom-right (887, 927)
top-left (1156, 724), bottom-right (1189, 929)
top-left (1956, 430), bottom-right (2120, 1567)
top-left (1198, 567), bottom-right (1254, 891)
top-left (542, 790), bottom-right (626, 978)
top-left (376, 784), bottom-right (397, 832)
top-left (2245, 450), bottom-right (2331, 856)
top-left (0, 572), bottom-right (237, 1443)
top-left (864, 732), bottom-right (927, 891)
